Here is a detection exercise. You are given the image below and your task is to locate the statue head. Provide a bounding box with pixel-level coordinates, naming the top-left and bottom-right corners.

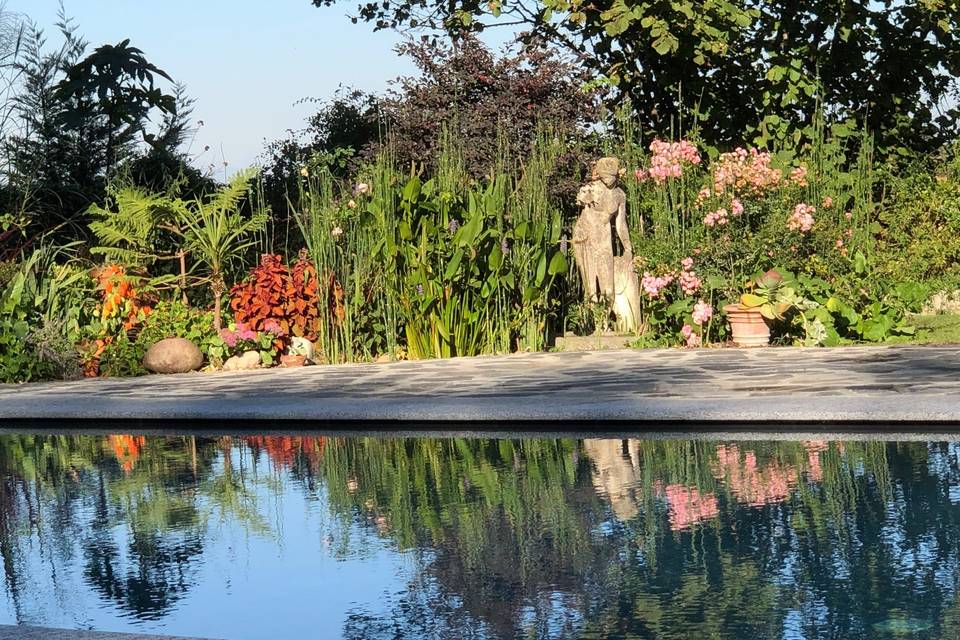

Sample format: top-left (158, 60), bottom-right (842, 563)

top-left (591, 157), bottom-right (621, 188)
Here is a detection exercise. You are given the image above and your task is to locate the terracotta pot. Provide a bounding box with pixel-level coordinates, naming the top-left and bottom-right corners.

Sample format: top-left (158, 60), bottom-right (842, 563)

top-left (723, 304), bottom-right (771, 347)
top-left (279, 354), bottom-right (307, 368)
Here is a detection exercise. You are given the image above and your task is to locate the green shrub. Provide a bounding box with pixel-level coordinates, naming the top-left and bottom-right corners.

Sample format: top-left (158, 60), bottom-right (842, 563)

top-left (98, 299), bottom-right (220, 376)
top-left (874, 145), bottom-right (960, 288)
top-left (0, 246), bottom-right (91, 383)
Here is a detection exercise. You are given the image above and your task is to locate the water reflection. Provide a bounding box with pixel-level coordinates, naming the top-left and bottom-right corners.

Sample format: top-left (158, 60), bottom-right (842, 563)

top-left (0, 435), bottom-right (959, 639)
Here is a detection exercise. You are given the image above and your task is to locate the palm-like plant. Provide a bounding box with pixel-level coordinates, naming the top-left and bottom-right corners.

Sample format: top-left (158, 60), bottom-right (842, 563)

top-left (177, 170), bottom-right (265, 331)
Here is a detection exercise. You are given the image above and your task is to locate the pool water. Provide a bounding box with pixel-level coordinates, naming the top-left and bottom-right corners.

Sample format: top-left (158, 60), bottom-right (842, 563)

top-left (1, 434), bottom-right (959, 639)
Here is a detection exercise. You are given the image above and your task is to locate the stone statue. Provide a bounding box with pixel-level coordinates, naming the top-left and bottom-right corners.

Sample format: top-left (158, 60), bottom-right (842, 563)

top-left (573, 157), bottom-right (642, 332)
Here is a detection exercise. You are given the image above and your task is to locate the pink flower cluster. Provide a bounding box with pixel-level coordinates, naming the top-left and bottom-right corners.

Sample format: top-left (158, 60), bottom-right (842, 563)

top-left (220, 322), bottom-right (258, 348)
top-left (263, 318), bottom-right (284, 336)
top-left (692, 300), bottom-right (713, 326)
top-left (681, 324), bottom-right (701, 347)
top-left (713, 147), bottom-right (783, 196)
top-left (641, 139), bottom-right (701, 184)
top-left (641, 272), bottom-right (674, 298)
top-left (787, 203), bottom-right (816, 233)
top-left (703, 207), bottom-right (729, 227)
top-left (678, 257), bottom-right (701, 295)
top-left (790, 166), bottom-right (808, 187)
top-left (731, 198), bottom-right (744, 216)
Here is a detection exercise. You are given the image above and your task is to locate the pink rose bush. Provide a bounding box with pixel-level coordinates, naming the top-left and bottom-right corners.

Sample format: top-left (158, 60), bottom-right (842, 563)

top-left (636, 139), bottom-right (701, 184)
top-left (692, 301), bottom-right (713, 326)
top-left (637, 256), bottom-right (714, 348)
top-left (712, 147), bottom-right (784, 196)
top-left (787, 203), bottom-right (816, 233)
top-left (641, 272), bottom-right (675, 299)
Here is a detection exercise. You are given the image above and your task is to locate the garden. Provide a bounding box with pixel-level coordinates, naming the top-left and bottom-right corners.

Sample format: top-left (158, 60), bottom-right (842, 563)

top-left (2, 7), bottom-right (960, 383)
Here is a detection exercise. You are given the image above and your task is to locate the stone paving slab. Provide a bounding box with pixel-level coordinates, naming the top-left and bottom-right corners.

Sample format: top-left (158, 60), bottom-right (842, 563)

top-left (1, 345), bottom-right (959, 424)
top-left (0, 625), bottom-right (216, 640)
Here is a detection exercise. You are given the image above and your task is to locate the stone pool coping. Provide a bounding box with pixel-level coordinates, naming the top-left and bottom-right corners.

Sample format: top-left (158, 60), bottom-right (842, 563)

top-left (1, 345), bottom-right (959, 424)
top-left (0, 625), bottom-right (216, 640)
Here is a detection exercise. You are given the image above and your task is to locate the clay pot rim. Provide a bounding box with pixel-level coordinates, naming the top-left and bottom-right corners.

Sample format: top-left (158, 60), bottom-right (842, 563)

top-left (723, 303), bottom-right (763, 314)
top-left (280, 354), bottom-right (307, 367)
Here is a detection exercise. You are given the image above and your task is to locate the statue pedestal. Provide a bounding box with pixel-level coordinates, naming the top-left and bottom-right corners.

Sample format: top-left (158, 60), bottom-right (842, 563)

top-left (554, 333), bottom-right (634, 352)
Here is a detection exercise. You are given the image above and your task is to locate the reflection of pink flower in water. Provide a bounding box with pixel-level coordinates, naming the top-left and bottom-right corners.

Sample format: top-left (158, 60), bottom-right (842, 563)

top-left (713, 444), bottom-right (799, 507)
top-left (804, 440), bottom-right (827, 481)
top-left (664, 484), bottom-right (719, 530)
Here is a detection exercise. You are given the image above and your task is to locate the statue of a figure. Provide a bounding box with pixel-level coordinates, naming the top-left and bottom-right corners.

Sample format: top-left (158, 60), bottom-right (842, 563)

top-left (573, 157), bottom-right (642, 332)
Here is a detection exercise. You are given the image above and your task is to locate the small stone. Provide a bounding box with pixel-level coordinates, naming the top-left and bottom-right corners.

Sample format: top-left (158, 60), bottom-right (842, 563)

top-left (223, 350), bottom-right (261, 371)
top-left (143, 337), bottom-right (203, 374)
top-left (289, 336), bottom-right (315, 363)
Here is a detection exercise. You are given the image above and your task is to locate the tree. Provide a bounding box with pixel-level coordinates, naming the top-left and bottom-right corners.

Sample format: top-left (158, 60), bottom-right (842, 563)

top-left (53, 38), bottom-right (176, 173)
top-left (176, 170), bottom-right (266, 331)
top-left (374, 35), bottom-right (597, 178)
top-left (261, 88), bottom-right (380, 221)
top-left (311, 0), bottom-right (960, 153)
top-left (2, 13), bottom-right (195, 252)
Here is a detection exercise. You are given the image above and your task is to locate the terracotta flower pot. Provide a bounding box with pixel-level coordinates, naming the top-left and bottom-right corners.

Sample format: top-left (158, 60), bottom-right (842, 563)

top-left (723, 304), bottom-right (771, 347)
top-left (279, 354), bottom-right (307, 368)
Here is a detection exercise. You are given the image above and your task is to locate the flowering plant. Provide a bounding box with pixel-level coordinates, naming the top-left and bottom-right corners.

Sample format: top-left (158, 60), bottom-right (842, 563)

top-left (633, 255), bottom-right (719, 347)
top-left (229, 252), bottom-right (321, 351)
top-left (208, 321), bottom-right (279, 366)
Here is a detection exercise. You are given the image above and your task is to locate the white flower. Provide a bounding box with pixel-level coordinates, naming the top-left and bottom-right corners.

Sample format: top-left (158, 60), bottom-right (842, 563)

top-left (331, 226), bottom-right (344, 238)
top-left (355, 182), bottom-right (370, 195)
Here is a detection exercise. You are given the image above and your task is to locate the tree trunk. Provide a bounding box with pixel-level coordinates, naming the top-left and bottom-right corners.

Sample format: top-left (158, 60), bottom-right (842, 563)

top-left (212, 274), bottom-right (224, 332)
top-left (178, 250), bottom-right (188, 305)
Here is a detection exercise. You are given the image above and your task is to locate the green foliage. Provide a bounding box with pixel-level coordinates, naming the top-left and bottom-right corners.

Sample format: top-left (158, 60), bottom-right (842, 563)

top-left (313, 0), bottom-right (960, 154)
top-left (87, 182), bottom-right (181, 267)
top-left (176, 170), bottom-right (267, 330)
top-left (2, 13), bottom-right (198, 252)
top-left (54, 38), bottom-right (175, 148)
top-left (0, 244), bottom-right (90, 382)
top-left (293, 128), bottom-right (569, 361)
top-left (874, 143), bottom-right (960, 288)
top-left (97, 299), bottom-right (218, 377)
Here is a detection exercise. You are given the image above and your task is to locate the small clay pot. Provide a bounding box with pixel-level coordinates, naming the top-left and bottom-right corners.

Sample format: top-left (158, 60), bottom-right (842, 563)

top-left (723, 304), bottom-right (771, 347)
top-left (279, 354), bottom-right (307, 368)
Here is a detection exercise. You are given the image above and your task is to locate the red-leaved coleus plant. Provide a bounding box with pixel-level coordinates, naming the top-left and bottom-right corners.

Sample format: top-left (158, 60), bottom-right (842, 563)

top-left (229, 251), bottom-right (320, 350)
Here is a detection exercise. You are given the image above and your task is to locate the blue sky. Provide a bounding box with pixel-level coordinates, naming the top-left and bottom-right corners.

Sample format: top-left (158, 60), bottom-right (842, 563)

top-left (5, 0), bottom-right (434, 172)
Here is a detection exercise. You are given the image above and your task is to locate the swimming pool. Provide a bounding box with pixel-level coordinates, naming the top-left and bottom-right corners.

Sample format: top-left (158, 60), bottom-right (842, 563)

top-left (0, 433), bottom-right (957, 639)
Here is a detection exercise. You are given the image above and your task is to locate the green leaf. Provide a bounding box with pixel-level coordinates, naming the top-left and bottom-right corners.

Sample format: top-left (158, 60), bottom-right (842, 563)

top-left (740, 293), bottom-right (766, 308)
top-left (488, 243), bottom-right (503, 270)
top-left (853, 251), bottom-right (868, 275)
top-left (535, 253), bottom-right (547, 286)
top-left (444, 249), bottom-right (464, 280)
top-left (402, 177), bottom-right (421, 203)
top-left (547, 251), bottom-right (567, 276)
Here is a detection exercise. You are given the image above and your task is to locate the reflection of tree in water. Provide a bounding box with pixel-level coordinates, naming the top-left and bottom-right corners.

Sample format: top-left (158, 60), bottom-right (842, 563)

top-left (0, 435), bottom-right (221, 621)
top-left (318, 438), bottom-right (960, 640)
top-left (318, 437), bottom-right (611, 639)
top-left (4, 436), bottom-right (960, 638)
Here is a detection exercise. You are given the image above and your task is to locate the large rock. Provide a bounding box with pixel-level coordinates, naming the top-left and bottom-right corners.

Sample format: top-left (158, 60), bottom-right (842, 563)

top-left (143, 337), bottom-right (204, 374)
top-left (223, 350), bottom-right (261, 371)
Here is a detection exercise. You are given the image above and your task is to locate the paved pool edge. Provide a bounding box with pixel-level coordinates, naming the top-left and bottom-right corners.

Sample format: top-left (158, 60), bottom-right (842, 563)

top-left (2, 346), bottom-right (959, 424)
top-left (0, 625), bottom-right (217, 640)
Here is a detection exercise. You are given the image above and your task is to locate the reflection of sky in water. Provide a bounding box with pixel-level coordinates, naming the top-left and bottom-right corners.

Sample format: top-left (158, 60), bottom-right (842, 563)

top-left (0, 447), bottom-right (414, 639)
top-left (2, 437), bottom-right (960, 639)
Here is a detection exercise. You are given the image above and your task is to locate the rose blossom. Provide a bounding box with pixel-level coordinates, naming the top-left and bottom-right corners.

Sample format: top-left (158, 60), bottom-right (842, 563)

top-left (692, 301), bottom-right (713, 326)
top-left (787, 203), bottom-right (815, 233)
